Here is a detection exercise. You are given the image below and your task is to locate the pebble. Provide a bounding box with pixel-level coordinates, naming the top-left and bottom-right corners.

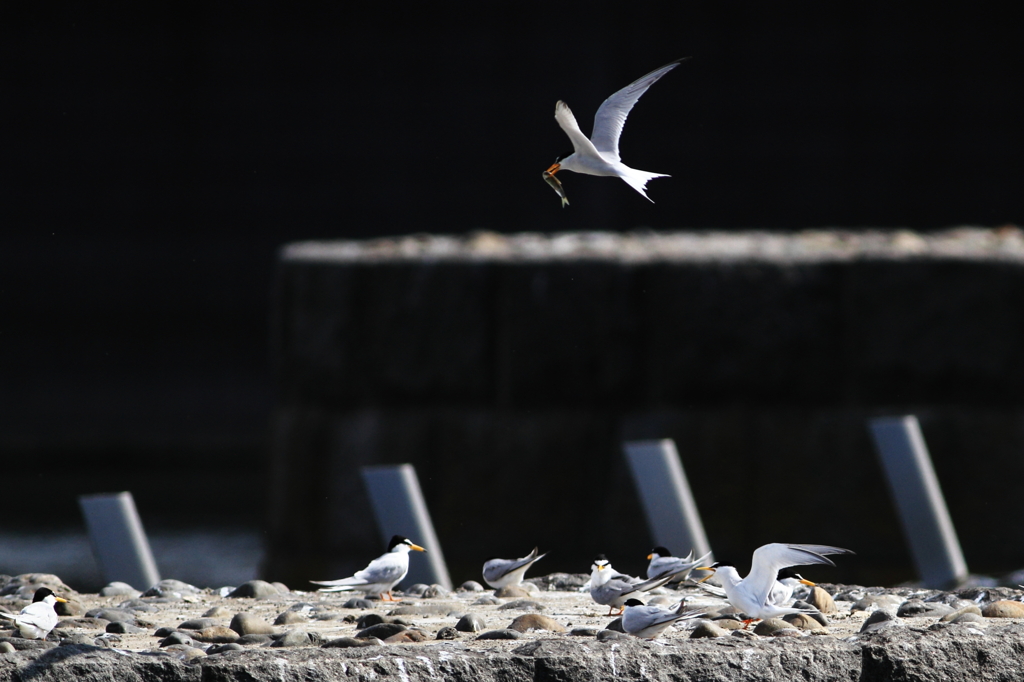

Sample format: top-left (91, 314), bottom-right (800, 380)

top-left (162, 644), bottom-right (206, 661)
top-left (790, 603), bottom-right (829, 626)
top-left (596, 630), bottom-right (630, 642)
top-left (203, 607), bottom-right (233, 618)
top-left (456, 614), bottom-right (486, 632)
top-left (206, 643), bottom-right (244, 654)
top-left (897, 599), bottom-right (954, 618)
top-left (952, 612), bottom-right (987, 625)
top-left (569, 628), bottom-right (599, 637)
top-left (690, 622), bottom-right (729, 639)
top-left (385, 630), bottom-right (427, 643)
top-left (105, 622), bottom-right (144, 634)
top-left (731, 629), bottom-right (758, 639)
top-left (271, 630), bottom-right (321, 647)
top-left (153, 627), bottom-right (178, 637)
top-left (712, 618), bottom-right (744, 630)
top-left (403, 584), bottom-right (429, 597)
top-left (312, 611), bottom-right (343, 621)
top-left (473, 596), bottom-right (502, 606)
top-left (323, 637), bottom-right (382, 648)
top-left (807, 587), bottom-right (838, 614)
top-left (228, 580), bottom-right (281, 599)
top-left (422, 585), bottom-right (450, 598)
top-left (272, 582), bottom-right (290, 594)
top-left (457, 581), bottom-right (484, 592)
top-left (507, 614), bottom-right (566, 633)
top-left (179, 618), bottom-right (219, 630)
top-left (229, 613), bottom-right (275, 636)
top-left (54, 600), bottom-right (84, 617)
top-left (356, 614), bottom-right (411, 629)
top-left (497, 599), bottom-right (543, 611)
top-left (58, 634), bottom-right (95, 646)
top-left (784, 613), bottom-right (825, 630)
top-left (357, 623), bottom-right (407, 639)
top-left (494, 585), bottom-right (532, 599)
top-left (236, 634), bottom-right (274, 645)
top-left (982, 601), bottom-right (1024, 618)
top-left (941, 605), bottom-right (983, 622)
top-left (274, 611), bottom-right (308, 625)
top-left (851, 594), bottom-right (903, 612)
top-left (99, 582), bottom-right (140, 598)
top-left (435, 626), bottom-right (459, 640)
top-left (342, 598), bottom-right (374, 609)
top-left (192, 627), bottom-right (240, 643)
top-left (0, 642), bottom-right (15, 653)
top-left (160, 631), bottom-right (196, 647)
top-left (142, 580), bottom-right (200, 598)
top-left (476, 629), bottom-right (522, 640)
top-left (84, 609), bottom-right (135, 624)
top-left (117, 600), bottom-right (159, 613)
top-left (388, 604), bottom-right (451, 616)
top-left (754, 618), bottom-right (796, 636)
top-left (860, 610), bottom-right (901, 633)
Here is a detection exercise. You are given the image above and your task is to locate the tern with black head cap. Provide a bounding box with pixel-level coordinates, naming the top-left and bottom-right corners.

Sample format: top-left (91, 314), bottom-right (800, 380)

top-left (543, 58), bottom-right (688, 204)
top-left (311, 535), bottom-right (426, 601)
top-left (694, 543), bottom-right (853, 625)
top-left (482, 547), bottom-right (547, 589)
top-left (646, 546), bottom-right (711, 582)
top-left (0, 587), bottom-right (68, 639)
top-left (589, 554), bottom-right (681, 615)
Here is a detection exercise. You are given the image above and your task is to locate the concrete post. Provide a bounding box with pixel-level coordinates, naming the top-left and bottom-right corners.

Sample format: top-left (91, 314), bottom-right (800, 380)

top-left (360, 464), bottom-right (451, 589)
top-left (79, 491), bottom-right (160, 590)
top-left (623, 439), bottom-right (713, 562)
top-left (869, 415), bottom-right (968, 588)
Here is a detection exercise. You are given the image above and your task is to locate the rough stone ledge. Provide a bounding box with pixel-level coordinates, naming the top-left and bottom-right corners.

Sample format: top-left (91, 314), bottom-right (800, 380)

top-left (281, 227), bottom-right (1024, 264)
top-left (4, 625), bottom-right (1024, 682)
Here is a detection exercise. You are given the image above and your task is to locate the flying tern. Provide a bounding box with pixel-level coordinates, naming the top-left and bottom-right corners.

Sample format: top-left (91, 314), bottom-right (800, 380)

top-left (311, 535), bottom-right (426, 601)
top-left (695, 543), bottom-right (853, 624)
top-left (482, 547), bottom-right (547, 589)
top-left (0, 587), bottom-right (67, 639)
top-left (543, 58), bottom-right (687, 205)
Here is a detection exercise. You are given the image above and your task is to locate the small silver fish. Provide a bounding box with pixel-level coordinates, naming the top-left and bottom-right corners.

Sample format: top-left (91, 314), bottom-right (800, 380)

top-left (542, 170), bottom-right (569, 207)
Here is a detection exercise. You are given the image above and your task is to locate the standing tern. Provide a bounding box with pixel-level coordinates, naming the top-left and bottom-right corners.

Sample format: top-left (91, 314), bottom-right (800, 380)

top-left (543, 58), bottom-right (687, 204)
top-left (0, 587), bottom-right (67, 639)
top-left (695, 543), bottom-right (853, 624)
top-left (482, 547), bottom-right (547, 589)
top-left (621, 598), bottom-right (705, 639)
top-left (589, 555), bottom-right (679, 615)
top-left (311, 535), bottom-right (426, 601)
top-left (646, 546), bottom-right (711, 581)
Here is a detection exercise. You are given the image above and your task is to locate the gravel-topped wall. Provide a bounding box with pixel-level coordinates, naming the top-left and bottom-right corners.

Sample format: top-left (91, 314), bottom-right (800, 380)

top-left (268, 229), bottom-right (1024, 587)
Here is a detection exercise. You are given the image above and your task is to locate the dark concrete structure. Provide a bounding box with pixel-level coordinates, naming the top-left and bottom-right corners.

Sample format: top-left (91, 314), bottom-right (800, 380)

top-left (267, 230), bottom-right (1024, 587)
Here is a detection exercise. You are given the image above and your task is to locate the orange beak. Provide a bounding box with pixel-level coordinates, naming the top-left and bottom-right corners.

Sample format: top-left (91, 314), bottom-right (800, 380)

top-left (546, 162), bottom-right (560, 174)
top-left (799, 578), bottom-right (816, 587)
top-left (646, 553), bottom-right (653, 560)
top-left (694, 566), bottom-right (716, 583)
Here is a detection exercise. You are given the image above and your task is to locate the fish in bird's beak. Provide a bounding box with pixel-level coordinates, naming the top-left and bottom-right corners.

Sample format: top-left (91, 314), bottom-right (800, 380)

top-left (542, 170), bottom-right (569, 207)
top-left (410, 544), bottom-right (427, 553)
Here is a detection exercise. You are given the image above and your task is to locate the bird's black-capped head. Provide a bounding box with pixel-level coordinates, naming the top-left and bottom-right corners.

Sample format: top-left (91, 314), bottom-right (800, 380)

top-left (623, 598), bottom-right (645, 607)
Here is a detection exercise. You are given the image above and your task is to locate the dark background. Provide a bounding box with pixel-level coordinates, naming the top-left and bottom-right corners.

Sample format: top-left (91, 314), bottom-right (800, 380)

top-left (2, 2), bottom-right (1022, 575)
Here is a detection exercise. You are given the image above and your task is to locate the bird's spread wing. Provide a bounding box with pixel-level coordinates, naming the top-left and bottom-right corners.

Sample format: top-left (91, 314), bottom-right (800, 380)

top-left (590, 59), bottom-right (685, 163)
top-left (745, 543), bottom-right (853, 608)
top-left (485, 548), bottom-right (545, 582)
top-left (555, 101), bottom-right (603, 159)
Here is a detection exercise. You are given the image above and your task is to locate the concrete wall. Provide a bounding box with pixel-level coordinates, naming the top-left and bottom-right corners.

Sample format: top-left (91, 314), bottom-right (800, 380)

top-left (266, 230), bottom-right (1024, 587)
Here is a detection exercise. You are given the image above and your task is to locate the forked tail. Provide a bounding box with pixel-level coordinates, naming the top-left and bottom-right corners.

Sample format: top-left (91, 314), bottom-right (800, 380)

top-left (619, 168), bottom-right (669, 203)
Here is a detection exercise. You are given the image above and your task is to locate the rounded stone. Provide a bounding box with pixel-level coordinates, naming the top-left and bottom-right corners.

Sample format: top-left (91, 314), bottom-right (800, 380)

top-left (84, 608), bottom-right (135, 624)
top-left (54, 600), bottom-right (84, 617)
top-left (274, 611), bottom-right (308, 625)
top-left (229, 613), bottom-right (275, 635)
top-left (436, 626), bottom-right (459, 640)
top-left (99, 582), bottom-right (140, 598)
top-left (159, 631), bottom-right (195, 647)
top-left (983, 601), bottom-right (1024, 618)
top-left (473, 596), bottom-right (502, 606)
top-left (271, 630), bottom-right (321, 647)
top-left (105, 621), bottom-right (143, 634)
top-left (753, 618), bottom-right (793, 636)
top-left (192, 627), bottom-right (240, 643)
top-left (807, 587), bottom-right (838, 614)
top-left (357, 623), bottom-right (407, 639)
top-left (507, 614), bottom-right (566, 633)
top-left (952, 612), bottom-right (987, 625)
top-left (228, 580), bottom-right (281, 599)
top-left (475, 629), bottom-right (522, 640)
top-left (712, 618), bottom-right (744, 630)
top-left (385, 629), bottom-right (427, 643)
top-left (596, 630), bottom-right (630, 642)
top-left (784, 613), bottom-right (824, 630)
top-left (496, 599), bottom-right (543, 611)
top-left (163, 644), bottom-right (206, 660)
top-left (236, 634), bottom-right (274, 645)
top-left (941, 605), bottom-right (983, 622)
top-left (691, 621), bottom-right (729, 639)
top-left (153, 627), bottom-right (177, 637)
top-left (179, 618), bottom-right (218, 630)
top-left (494, 585), bottom-right (532, 599)
top-left (342, 598), bottom-right (374, 609)
top-left (422, 584), bottom-right (450, 598)
top-left (203, 607), bottom-right (233, 618)
top-left (457, 581), bottom-right (484, 592)
top-left (323, 637), bottom-right (382, 648)
top-left (403, 584), bottom-right (429, 597)
top-left (860, 609), bottom-right (901, 633)
top-left (142, 580), bottom-right (200, 598)
top-left (456, 614), bottom-right (486, 632)
top-left (0, 642), bottom-right (16, 653)
top-left (207, 643), bottom-right (244, 654)
top-left (271, 582), bottom-right (290, 593)
top-left (570, 627), bottom-right (599, 637)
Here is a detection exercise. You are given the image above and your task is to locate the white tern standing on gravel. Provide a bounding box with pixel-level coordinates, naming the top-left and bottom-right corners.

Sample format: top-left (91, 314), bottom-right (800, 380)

top-left (0, 587), bottom-right (67, 639)
top-left (310, 535), bottom-right (426, 601)
top-left (543, 58), bottom-right (687, 205)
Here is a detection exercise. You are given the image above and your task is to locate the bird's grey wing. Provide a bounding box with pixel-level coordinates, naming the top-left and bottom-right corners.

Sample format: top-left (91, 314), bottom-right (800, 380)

top-left (354, 555), bottom-right (405, 585)
top-left (487, 548), bottom-right (545, 582)
top-left (746, 543), bottom-right (850, 607)
top-left (555, 101), bottom-right (603, 158)
top-left (590, 58), bottom-right (685, 162)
